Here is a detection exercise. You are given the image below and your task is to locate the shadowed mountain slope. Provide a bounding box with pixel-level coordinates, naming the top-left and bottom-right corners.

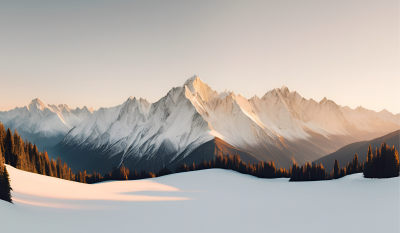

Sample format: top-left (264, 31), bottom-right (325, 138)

top-left (315, 130), bottom-right (400, 171)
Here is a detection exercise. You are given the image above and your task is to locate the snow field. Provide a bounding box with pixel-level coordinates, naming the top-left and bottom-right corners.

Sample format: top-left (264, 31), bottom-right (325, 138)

top-left (1, 165), bottom-right (399, 233)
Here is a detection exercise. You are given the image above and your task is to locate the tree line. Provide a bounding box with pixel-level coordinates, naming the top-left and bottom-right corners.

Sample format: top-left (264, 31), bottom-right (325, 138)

top-left (86, 155), bottom-right (290, 183)
top-left (289, 143), bottom-right (399, 181)
top-left (101, 143), bottom-right (399, 183)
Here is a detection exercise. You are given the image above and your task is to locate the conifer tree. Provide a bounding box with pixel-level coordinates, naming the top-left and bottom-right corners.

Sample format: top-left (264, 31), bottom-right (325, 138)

top-left (0, 149), bottom-right (12, 203)
top-left (352, 153), bottom-right (360, 173)
top-left (0, 166), bottom-right (12, 203)
top-left (4, 129), bottom-right (14, 166)
top-left (367, 145), bottom-right (373, 163)
top-left (333, 159), bottom-right (340, 179)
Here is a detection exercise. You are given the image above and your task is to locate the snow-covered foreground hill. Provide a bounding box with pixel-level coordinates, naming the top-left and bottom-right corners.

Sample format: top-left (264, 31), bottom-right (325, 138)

top-left (1, 165), bottom-right (399, 233)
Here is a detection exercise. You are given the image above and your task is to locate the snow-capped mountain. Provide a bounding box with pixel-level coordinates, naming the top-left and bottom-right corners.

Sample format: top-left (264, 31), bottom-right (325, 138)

top-left (56, 76), bottom-right (400, 172)
top-left (0, 98), bottom-right (92, 149)
top-left (1, 76), bottom-right (399, 171)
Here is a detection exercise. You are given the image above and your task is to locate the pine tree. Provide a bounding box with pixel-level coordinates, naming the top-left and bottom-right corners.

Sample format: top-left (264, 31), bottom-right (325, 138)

top-left (333, 159), bottom-right (340, 179)
top-left (340, 167), bottom-right (347, 177)
top-left (0, 150), bottom-right (12, 203)
top-left (352, 153), bottom-right (360, 173)
top-left (4, 129), bottom-right (15, 166)
top-left (367, 145), bottom-right (373, 163)
top-left (0, 123), bottom-right (6, 153)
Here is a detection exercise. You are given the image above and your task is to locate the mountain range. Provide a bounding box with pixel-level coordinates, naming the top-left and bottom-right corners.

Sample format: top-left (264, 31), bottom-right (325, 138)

top-left (1, 76), bottom-right (399, 172)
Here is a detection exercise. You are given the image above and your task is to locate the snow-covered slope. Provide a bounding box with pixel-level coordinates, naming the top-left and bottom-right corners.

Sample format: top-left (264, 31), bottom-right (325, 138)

top-left (60, 76), bottom-right (400, 170)
top-left (1, 165), bottom-right (399, 233)
top-left (63, 91), bottom-right (212, 163)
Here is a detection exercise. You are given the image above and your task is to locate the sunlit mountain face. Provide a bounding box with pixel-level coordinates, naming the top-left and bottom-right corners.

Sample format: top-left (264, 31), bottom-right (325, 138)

top-left (1, 76), bottom-right (399, 172)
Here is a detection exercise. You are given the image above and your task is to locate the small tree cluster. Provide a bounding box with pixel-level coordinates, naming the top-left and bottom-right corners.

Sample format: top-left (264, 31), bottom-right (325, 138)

top-left (289, 162), bottom-right (327, 181)
top-left (345, 153), bottom-right (362, 175)
top-left (364, 143), bottom-right (399, 178)
top-left (330, 144), bottom-right (399, 180)
top-left (99, 165), bottom-right (156, 183)
top-left (332, 159), bottom-right (347, 179)
top-left (330, 153), bottom-right (361, 180)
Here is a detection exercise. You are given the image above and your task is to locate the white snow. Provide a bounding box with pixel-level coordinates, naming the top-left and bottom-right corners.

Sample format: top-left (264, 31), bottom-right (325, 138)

top-left (1, 165), bottom-right (399, 233)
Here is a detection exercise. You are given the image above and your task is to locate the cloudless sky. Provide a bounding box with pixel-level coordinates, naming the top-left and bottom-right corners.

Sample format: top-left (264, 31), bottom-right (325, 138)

top-left (0, 0), bottom-right (399, 113)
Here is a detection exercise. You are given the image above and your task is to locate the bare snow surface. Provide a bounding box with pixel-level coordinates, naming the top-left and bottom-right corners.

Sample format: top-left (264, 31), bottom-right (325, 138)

top-left (1, 165), bottom-right (399, 233)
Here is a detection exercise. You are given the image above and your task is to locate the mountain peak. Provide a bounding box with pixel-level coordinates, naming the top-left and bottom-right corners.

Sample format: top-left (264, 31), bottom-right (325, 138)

top-left (30, 97), bottom-right (44, 105)
top-left (124, 96), bottom-right (150, 106)
top-left (183, 75), bottom-right (201, 86)
top-left (183, 75), bottom-right (217, 102)
top-left (319, 97), bottom-right (337, 107)
top-left (81, 106), bottom-right (94, 113)
top-left (28, 98), bottom-right (46, 111)
top-left (356, 106), bottom-right (367, 111)
top-left (183, 75), bottom-right (207, 92)
top-left (280, 85), bottom-right (289, 93)
top-left (57, 104), bottom-right (71, 111)
top-left (264, 85), bottom-right (293, 99)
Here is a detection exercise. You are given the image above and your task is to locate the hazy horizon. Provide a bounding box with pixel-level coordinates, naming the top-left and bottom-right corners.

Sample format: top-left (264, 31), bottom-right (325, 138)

top-left (1, 0), bottom-right (399, 113)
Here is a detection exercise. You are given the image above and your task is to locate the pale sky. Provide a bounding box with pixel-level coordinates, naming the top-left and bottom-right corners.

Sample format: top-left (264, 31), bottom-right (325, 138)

top-left (0, 0), bottom-right (399, 113)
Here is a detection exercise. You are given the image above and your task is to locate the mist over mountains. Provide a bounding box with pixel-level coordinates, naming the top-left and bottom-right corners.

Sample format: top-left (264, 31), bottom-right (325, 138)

top-left (1, 76), bottom-right (399, 172)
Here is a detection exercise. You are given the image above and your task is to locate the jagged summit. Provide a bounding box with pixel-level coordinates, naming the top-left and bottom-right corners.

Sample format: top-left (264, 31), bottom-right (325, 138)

top-left (30, 97), bottom-right (44, 104)
top-left (125, 96), bottom-right (149, 104)
top-left (183, 75), bottom-right (200, 86)
top-left (183, 75), bottom-right (208, 92)
top-left (262, 85), bottom-right (295, 100)
top-left (120, 96), bottom-right (151, 117)
top-left (319, 97), bottom-right (337, 107)
top-left (28, 98), bottom-right (46, 110)
top-left (279, 85), bottom-right (290, 93)
top-left (184, 76), bottom-right (218, 102)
